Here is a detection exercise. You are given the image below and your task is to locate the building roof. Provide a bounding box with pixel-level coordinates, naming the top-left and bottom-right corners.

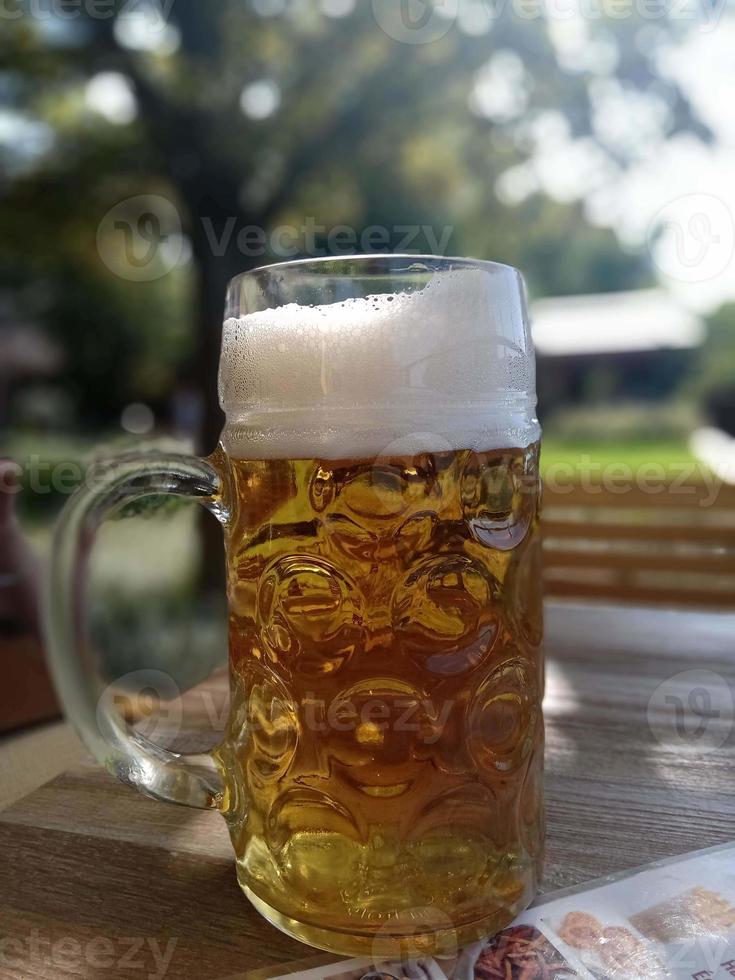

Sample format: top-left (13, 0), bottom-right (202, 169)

top-left (530, 289), bottom-right (705, 357)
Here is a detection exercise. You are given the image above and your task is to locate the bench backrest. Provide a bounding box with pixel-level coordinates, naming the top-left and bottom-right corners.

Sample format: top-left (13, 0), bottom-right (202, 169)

top-left (542, 481), bottom-right (735, 608)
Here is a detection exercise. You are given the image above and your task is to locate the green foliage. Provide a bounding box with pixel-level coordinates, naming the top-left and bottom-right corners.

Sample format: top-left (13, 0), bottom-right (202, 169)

top-left (90, 587), bottom-right (227, 687)
top-left (544, 400), bottom-right (702, 443)
top-left (5, 431), bottom-right (191, 523)
top-left (0, 0), bottom-right (709, 434)
top-left (540, 438), bottom-right (700, 477)
top-left (687, 304), bottom-right (735, 432)
top-left (693, 305), bottom-right (735, 396)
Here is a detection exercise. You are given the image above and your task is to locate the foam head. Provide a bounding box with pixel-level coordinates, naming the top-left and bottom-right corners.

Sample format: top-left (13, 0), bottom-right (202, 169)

top-left (219, 260), bottom-right (539, 459)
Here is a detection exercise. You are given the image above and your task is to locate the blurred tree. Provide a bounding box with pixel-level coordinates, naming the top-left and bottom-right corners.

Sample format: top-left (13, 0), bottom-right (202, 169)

top-left (692, 304), bottom-right (735, 434)
top-left (0, 0), bottom-right (710, 580)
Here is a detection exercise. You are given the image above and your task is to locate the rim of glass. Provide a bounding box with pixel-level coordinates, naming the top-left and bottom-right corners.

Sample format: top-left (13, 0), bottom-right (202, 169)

top-left (227, 253), bottom-right (519, 290)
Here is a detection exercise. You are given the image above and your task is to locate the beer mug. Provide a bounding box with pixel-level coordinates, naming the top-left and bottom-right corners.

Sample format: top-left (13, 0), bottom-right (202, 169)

top-left (46, 255), bottom-right (544, 958)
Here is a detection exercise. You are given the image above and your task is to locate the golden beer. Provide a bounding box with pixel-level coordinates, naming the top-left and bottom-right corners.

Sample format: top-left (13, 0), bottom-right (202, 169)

top-left (215, 443), bottom-right (543, 956)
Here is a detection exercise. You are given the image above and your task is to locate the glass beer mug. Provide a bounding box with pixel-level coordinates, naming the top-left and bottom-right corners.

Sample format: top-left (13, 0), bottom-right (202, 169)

top-left (46, 255), bottom-right (544, 958)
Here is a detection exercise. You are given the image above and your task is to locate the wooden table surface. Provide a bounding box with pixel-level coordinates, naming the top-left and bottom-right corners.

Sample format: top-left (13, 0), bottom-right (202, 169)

top-left (2, 600), bottom-right (734, 979)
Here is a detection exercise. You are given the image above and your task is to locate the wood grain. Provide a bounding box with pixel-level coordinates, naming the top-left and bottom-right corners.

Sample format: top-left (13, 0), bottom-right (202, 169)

top-left (1, 601), bottom-right (734, 979)
top-left (542, 482), bottom-right (735, 608)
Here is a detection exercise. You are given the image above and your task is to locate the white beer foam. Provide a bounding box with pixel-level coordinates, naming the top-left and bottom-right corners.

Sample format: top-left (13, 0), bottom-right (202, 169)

top-left (219, 269), bottom-right (539, 459)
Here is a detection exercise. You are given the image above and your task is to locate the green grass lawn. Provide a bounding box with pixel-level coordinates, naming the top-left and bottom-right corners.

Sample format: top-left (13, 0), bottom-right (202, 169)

top-left (540, 439), bottom-right (701, 476)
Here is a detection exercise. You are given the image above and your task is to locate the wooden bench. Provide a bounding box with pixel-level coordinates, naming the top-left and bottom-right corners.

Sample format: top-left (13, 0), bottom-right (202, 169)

top-left (542, 480), bottom-right (735, 608)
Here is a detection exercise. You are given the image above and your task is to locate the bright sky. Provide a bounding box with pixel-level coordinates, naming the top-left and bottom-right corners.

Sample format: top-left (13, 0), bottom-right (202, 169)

top-left (493, 12), bottom-right (735, 313)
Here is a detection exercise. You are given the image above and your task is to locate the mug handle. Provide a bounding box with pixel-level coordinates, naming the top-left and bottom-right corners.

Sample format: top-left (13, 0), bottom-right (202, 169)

top-left (44, 452), bottom-right (227, 810)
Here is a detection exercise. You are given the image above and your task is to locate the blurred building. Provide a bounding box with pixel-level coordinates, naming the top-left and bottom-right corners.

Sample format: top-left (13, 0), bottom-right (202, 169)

top-left (531, 289), bottom-right (705, 415)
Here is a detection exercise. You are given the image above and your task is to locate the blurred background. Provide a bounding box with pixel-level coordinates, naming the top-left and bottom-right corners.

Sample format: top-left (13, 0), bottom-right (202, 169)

top-left (2, 0), bottom-right (735, 725)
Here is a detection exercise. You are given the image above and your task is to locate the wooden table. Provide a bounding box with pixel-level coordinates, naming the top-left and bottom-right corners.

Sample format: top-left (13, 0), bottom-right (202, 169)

top-left (2, 601), bottom-right (734, 979)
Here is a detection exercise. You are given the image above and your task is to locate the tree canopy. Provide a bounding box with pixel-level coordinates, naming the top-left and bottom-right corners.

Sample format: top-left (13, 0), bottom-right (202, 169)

top-left (1, 0), bottom-right (710, 442)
